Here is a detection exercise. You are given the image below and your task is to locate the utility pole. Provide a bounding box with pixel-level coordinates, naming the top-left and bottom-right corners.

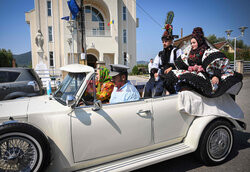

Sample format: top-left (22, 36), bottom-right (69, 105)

top-left (80, 0), bottom-right (87, 65)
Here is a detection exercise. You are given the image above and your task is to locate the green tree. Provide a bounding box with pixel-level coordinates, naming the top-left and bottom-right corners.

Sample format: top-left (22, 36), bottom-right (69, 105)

top-left (221, 50), bottom-right (234, 61)
top-left (206, 34), bottom-right (217, 44)
top-left (217, 37), bottom-right (226, 42)
top-left (131, 65), bottom-right (139, 75)
top-left (229, 39), bottom-right (248, 49)
top-left (0, 49), bottom-right (14, 67)
top-left (238, 49), bottom-right (250, 61)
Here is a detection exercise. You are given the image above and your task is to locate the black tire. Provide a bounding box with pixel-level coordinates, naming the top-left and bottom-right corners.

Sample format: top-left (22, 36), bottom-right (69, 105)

top-left (195, 119), bottom-right (234, 166)
top-left (0, 123), bottom-right (50, 172)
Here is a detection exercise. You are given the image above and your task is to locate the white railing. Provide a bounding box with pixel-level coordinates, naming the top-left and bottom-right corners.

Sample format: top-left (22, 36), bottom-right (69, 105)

top-left (35, 69), bottom-right (62, 88)
top-left (85, 29), bottom-right (111, 37)
top-left (83, 21), bottom-right (111, 37)
top-left (230, 61), bottom-right (250, 73)
top-left (229, 62), bottom-right (236, 71)
top-left (244, 61), bottom-right (250, 73)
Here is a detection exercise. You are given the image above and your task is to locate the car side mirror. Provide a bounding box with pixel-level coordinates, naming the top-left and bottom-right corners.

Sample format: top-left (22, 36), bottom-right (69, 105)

top-left (92, 100), bottom-right (102, 111)
top-left (66, 95), bottom-right (76, 107)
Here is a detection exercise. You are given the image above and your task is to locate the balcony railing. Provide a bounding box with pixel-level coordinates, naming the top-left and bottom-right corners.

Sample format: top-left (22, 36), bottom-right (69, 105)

top-left (80, 21), bottom-right (111, 37)
top-left (85, 29), bottom-right (111, 37)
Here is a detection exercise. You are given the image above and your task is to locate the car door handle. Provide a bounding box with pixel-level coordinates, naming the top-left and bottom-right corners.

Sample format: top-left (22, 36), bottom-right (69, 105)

top-left (2, 86), bottom-right (9, 90)
top-left (136, 110), bottom-right (151, 117)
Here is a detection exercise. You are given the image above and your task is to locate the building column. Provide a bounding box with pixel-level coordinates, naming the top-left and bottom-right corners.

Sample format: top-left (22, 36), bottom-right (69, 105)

top-left (114, 53), bottom-right (119, 64)
top-left (236, 60), bottom-right (244, 74)
top-left (99, 53), bottom-right (104, 61)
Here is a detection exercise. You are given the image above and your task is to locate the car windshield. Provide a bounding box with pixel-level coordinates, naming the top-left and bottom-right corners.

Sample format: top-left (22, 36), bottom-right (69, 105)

top-left (54, 73), bottom-right (86, 105)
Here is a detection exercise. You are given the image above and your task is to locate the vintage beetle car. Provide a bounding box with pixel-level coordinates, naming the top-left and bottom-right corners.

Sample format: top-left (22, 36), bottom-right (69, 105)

top-left (0, 64), bottom-right (246, 172)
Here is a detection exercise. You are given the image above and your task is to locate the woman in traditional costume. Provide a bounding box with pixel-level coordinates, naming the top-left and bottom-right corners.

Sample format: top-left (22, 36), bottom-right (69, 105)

top-left (165, 27), bottom-right (243, 98)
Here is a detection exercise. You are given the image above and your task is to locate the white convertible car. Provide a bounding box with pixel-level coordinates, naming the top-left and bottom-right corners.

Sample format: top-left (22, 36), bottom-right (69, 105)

top-left (0, 64), bottom-right (246, 172)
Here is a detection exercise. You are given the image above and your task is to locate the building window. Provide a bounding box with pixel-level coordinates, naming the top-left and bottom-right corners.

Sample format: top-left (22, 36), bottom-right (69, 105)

top-left (47, 1), bottom-right (52, 16)
top-left (123, 29), bottom-right (127, 44)
top-left (123, 6), bottom-right (126, 21)
top-left (91, 7), bottom-right (104, 23)
top-left (85, 6), bottom-right (91, 13)
top-left (48, 26), bottom-right (53, 42)
top-left (85, 6), bottom-right (104, 32)
top-left (123, 52), bottom-right (127, 65)
top-left (49, 52), bottom-right (54, 67)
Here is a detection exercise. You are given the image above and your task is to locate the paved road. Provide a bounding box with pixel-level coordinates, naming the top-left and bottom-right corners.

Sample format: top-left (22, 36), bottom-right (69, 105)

top-left (134, 76), bottom-right (250, 172)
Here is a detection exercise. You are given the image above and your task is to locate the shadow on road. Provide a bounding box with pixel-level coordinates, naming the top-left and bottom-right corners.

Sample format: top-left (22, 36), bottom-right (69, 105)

top-left (233, 130), bottom-right (250, 151)
top-left (133, 130), bottom-right (250, 172)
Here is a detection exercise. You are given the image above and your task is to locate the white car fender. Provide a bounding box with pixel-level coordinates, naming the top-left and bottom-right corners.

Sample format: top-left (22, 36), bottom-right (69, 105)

top-left (183, 115), bottom-right (221, 151)
top-left (183, 115), bottom-right (245, 152)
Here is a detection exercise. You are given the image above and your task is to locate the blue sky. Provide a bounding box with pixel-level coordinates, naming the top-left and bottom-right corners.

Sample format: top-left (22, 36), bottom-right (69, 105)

top-left (0, 0), bottom-right (34, 55)
top-left (0, 0), bottom-right (249, 62)
top-left (136, 0), bottom-right (250, 61)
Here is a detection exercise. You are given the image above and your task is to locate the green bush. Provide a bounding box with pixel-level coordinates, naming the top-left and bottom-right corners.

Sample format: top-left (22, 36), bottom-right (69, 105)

top-left (221, 50), bottom-right (234, 61)
top-left (238, 49), bottom-right (250, 61)
top-left (131, 65), bottom-right (139, 75)
top-left (0, 49), bottom-right (14, 67)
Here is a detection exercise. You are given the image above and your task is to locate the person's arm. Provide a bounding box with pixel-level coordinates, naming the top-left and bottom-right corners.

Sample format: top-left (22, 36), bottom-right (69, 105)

top-left (148, 63), bottom-right (151, 73)
top-left (153, 55), bottom-right (163, 75)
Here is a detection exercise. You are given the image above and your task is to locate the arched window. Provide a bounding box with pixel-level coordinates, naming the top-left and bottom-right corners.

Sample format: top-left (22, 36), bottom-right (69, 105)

top-left (85, 6), bottom-right (104, 30)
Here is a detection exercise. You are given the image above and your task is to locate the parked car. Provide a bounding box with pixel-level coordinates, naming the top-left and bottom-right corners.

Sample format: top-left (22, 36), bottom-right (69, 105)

top-left (0, 67), bottom-right (44, 100)
top-left (0, 64), bottom-right (246, 172)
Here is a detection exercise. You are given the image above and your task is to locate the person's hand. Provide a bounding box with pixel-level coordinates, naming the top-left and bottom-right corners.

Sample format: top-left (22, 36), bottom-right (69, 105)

top-left (212, 76), bottom-right (219, 85)
top-left (164, 67), bottom-right (172, 74)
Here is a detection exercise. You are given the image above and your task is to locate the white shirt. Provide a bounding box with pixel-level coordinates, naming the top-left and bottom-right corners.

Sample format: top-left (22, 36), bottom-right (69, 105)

top-left (153, 47), bottom-right (183, 73)
top-left (148, 62), bottom-right (154, 73)
top-left (110, 81), bottom-right (140, 104)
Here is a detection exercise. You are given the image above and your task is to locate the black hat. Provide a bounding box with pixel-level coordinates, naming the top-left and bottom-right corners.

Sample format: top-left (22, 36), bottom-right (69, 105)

top-left (109, 64), bottom-right (130, 77)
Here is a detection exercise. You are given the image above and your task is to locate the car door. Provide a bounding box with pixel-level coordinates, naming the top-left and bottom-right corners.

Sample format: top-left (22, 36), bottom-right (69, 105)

top-left (0, 71), bottom-right (12, 100)
top-left (71, 77), bottom-right (153, 163)
top-left (152, 95), bottom-right (195, 144)
top-left (0, 82), bottom-right (10, 100)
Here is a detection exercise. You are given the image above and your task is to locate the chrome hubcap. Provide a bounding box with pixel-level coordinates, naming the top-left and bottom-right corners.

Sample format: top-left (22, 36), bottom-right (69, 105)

top-left (208, 127), bottom-right (231, 160)
top-left (0, 136), bottom-right (38, 171)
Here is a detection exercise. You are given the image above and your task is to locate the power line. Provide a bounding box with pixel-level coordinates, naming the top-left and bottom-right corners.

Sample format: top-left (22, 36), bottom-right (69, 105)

top-left (134, 0), bottom-right (162, 28)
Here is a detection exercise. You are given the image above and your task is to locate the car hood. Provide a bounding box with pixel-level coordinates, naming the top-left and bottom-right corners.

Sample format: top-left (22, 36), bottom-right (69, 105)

top-left (0, 97), bottom-right (30, 120)
top-left (27, 95), bottom-right (69, 115)
top-left (0, 95), bottom-right (69, 120)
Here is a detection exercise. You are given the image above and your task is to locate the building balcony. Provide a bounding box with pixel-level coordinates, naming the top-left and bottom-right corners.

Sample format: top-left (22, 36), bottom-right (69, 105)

top-left (86, 29), bottom-right (111, 37)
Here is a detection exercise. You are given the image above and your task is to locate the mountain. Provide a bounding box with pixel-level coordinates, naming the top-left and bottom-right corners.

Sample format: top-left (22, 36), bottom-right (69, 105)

top-left (137, 60), bottom-right (148, 65)
top-left (13, 51), bottom-right (32, 67)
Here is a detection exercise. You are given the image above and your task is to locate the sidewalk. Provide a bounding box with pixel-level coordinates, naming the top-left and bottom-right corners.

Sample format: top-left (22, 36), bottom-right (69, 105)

top-left (128, 75), bottom-right (149, 85)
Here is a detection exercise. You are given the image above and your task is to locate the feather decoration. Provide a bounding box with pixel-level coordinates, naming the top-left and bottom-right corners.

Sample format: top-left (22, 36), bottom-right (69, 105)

top-left (165, 11), bottom-right (174, 25)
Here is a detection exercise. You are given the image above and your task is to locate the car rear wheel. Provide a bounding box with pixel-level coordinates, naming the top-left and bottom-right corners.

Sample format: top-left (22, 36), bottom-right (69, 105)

top-left (195, 119), bottom-right (234, 165)
top-left (0, 123), bottom-right (50, 172)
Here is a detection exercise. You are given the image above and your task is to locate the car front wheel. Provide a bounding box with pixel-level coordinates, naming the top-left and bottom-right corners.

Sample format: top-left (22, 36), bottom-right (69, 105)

top-left (0, 123), bottom-right (50, 172)
top-left (195, 119), bottom-right (234, 165)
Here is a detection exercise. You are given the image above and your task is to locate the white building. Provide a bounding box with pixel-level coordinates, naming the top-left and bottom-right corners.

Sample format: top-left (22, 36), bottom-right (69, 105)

top-left (25, 0), bottom-right (137, 71)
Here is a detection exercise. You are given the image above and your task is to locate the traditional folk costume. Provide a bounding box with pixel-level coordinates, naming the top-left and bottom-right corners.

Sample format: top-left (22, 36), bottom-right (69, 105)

top-left (153, 12), bottom-right (182, 73)
top-left (96, 67), bottom-right (114, 102)
top-left (165, 27), bottom-right (243, 98)
top-left (146, 12), bottom-right (182, 96)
